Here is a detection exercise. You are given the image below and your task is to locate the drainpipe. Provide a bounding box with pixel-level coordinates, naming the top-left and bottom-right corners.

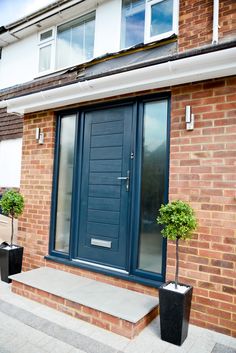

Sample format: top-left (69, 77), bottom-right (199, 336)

top-left (212, 0), bottom-right (219, 44)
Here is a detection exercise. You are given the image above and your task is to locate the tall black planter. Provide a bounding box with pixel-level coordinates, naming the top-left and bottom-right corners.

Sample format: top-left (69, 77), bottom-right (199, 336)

top-left (0, 245), bottom-right (23, 283)
top-left (159, 281), bottom-right (193, 346)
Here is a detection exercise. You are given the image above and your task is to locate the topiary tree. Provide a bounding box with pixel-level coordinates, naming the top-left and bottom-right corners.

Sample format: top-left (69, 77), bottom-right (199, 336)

top-left (0, 190), bottom-right (24, 247)
top-left (157, 200), bottom-right (197, 289)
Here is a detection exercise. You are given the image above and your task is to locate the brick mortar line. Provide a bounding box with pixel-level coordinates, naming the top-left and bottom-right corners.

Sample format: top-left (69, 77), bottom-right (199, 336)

top-left (0, 299), bottom-right (124, 353)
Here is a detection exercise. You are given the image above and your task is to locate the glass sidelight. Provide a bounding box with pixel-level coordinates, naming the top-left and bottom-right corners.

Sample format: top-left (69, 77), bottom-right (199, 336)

top-left (54, 115), bottom-right (76, 253)
top-left (138, 100), bottom-right (168, 274)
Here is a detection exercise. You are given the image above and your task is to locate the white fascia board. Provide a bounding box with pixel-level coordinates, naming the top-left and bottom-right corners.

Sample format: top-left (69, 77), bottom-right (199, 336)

top-left (4, 47), bottom-right (236, 115)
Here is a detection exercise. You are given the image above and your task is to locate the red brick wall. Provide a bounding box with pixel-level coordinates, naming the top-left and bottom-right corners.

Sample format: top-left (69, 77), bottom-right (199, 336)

top-left (178, 0), bottom-right (236, 52)
top-left (18, 111), bottom-right (55, 270)
top-left (178, 0), bottom-right (213, 52)
top-left (169, 76), bottom-right (236, 337)
top-left (219, 0), bottom-right (236, 41)
top-left (18, 76), bottom-right (236, 337)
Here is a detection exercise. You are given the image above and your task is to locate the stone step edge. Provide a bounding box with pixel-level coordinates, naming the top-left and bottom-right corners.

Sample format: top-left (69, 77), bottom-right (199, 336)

top-left (11, 279), bottom-right (159, 339)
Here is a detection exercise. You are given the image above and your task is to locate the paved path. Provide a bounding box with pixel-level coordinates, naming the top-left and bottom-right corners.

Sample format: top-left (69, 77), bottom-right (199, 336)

top-left (0, 281), bottom-right (236, 353)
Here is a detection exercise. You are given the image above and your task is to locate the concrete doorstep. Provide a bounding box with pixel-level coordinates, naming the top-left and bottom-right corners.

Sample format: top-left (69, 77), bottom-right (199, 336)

top-left (10, 267), bottom-right (159, 338)
top-left (0, 276), bottom-right (235, 353)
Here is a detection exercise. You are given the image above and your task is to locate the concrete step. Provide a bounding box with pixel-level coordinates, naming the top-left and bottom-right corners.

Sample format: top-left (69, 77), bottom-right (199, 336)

top-left (10, 267), bottom-right (159, 338)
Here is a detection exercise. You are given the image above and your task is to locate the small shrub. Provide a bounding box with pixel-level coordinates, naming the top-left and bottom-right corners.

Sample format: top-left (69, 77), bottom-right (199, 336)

top-left (157, 200), bottom-right (197, 288)
top-left (0, 190), bottom-right (24, 247)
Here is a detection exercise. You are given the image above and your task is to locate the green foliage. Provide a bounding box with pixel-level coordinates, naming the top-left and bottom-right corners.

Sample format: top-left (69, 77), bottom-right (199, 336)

top-left (157, 200), bottom-right (197, 241)
top-left (0, 190), bottom-right (24, 219)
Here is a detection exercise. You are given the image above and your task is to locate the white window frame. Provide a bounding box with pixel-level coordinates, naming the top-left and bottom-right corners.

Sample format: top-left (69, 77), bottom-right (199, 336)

top-left (144, 0), bottom-right (179, 43)
top-left (38, 27), bottom-right (56, 75)
top-left (37, 10), bottom-right (96, 76)
top-left (55, 11), bottom-right (96, 72)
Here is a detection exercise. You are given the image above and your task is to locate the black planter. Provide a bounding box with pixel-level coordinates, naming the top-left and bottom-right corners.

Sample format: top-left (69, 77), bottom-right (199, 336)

top-left (0, 245), bottom-right (24, 283)
top-left (159, 281), bottom-right (193, 346)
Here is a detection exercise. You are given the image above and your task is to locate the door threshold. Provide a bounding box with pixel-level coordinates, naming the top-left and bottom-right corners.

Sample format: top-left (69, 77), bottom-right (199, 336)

top-left (72, 259), bottom-right (129, 274)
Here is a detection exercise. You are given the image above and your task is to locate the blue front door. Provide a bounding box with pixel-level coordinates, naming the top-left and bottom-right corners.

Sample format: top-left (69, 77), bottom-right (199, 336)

top-left (76, 105), bottom-right (133, 270)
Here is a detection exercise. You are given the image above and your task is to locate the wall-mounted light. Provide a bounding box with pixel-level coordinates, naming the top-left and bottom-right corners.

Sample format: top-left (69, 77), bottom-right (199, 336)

top-left (36, 128), bottom-right (44, 144)
top-left (185, 105), bottom-right (194, 131)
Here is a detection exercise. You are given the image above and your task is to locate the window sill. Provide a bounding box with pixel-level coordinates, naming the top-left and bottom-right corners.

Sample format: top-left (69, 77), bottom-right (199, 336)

top-left (144, 30), bottom-right (177, 45)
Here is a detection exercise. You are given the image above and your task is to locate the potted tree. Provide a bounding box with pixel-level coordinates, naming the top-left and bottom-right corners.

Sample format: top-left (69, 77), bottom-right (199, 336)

top-left (0, 189), bottom-right (24, 283)
top-left (157, 200), bottom-right (197, 346)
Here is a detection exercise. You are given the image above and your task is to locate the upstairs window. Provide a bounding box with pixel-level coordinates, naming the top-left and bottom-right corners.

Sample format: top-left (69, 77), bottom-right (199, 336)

top-left (38, 28), bottom-right (54, 73)
top-left (38, 12), bottom-right (95, 74)
top-left (121, 0), bottom-right (145, 48)
top-left (121, 0), bottom-right (178, 49)
top-left (56, 12), bottom-right (95, 69)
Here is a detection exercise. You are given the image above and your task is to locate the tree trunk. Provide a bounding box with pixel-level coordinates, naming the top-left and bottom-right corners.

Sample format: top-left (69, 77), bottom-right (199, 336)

top-left (175, 238), bottom-right (179, 289)
top-left (10, 216), bottom-right (14, 247)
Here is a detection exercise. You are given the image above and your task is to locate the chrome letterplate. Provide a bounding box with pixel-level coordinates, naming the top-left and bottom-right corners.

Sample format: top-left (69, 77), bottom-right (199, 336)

top-left (91, 238), bottom-right (112, 248)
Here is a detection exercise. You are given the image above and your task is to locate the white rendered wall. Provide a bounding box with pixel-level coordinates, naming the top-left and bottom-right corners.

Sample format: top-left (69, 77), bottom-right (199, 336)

top-left (0, 138), bottom-right (22, 188)
top-left (0, 33), bottom-right (38, 90)
top-left (94, 0), bottom-right (122, 57)
top-left (0, 0), bottom-right (123, 90)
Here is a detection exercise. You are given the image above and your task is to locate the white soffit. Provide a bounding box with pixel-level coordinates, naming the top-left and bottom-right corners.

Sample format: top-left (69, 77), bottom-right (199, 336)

top-left (2, 47), bottom-right (236, 115)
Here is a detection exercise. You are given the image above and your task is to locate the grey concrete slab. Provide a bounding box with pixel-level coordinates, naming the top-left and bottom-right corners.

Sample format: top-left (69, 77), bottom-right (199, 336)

top-left (10, 267), bottom-right (158, 323)
top-left (211, 343), bottom-right (236, 353)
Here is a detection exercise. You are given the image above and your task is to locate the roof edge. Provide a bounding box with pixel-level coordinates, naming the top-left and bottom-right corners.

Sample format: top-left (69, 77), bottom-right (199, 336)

top-left (2, 0), bottom-right (71, 30)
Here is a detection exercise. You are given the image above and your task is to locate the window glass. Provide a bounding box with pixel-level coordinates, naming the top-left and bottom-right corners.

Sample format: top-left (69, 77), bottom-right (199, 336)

top-left (138, 100), bottom-right (168, 273)
top-left (121, 0), bottom-right (145, 48)
top-left (40, 29), bottom-right (53, 41)
top-left (39, 44), bottom-right (51, 72)
top-left (55, 115), bottom-right (76, 253)
top-left (56, 12), bottom-right (95, 69)
top-left (150, 0), bottom-right (173, 37)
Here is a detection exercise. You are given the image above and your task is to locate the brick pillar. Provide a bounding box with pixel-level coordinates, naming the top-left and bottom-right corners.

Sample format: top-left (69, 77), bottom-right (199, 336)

top-left (18, 111), bottom-right (55, 270)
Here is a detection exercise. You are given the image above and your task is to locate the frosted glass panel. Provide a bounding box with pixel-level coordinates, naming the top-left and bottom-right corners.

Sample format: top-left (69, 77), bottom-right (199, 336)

top-left (138, 100), bottom-right (168, 273)
top-left (55, 115), bottom-right (76, 253)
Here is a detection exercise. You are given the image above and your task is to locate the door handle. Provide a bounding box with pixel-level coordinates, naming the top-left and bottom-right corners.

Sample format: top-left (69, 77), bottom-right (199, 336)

top-left (117, 171), bottom-right (130, 192)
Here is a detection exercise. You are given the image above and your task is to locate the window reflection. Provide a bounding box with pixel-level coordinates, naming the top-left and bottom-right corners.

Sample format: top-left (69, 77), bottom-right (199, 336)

top-left (151, 0), bottom-right (173, 37)
top-left (138, 100), bottom-right (168, 273)
top-left (121, 0), bottom-right (145, 48)
top-left (55, 116), bottom-right (76, 253)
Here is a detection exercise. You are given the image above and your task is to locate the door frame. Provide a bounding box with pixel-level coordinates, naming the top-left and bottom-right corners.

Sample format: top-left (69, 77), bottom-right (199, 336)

top-left (49, 93), bottom-right (170, 286)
